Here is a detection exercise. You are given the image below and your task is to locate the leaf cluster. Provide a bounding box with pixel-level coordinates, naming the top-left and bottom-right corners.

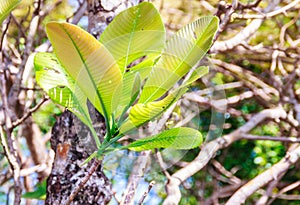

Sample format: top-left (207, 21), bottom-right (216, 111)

top-left (34, 2), bottom-right (218, 159)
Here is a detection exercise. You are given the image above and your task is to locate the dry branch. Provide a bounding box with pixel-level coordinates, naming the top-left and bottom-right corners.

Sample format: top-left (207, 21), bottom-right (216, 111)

top-left (211, 0), bottom-right (278, 52)
top-left (163, 107), bottom-right (287, 205)
top-left (236, 0), bottom-right (300, 19)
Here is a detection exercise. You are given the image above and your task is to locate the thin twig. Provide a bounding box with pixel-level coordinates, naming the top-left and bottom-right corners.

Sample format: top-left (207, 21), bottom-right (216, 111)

top-left (41, 0), bottom-right (62, 18)
top-left (237, 0), bottom-right (262, 9)
top-left (241, 134), bottom-right (300, 143)
top-left (0, 16), bottom-right (11, 52)
top-left (71, 1), bottom-right (87, 24)
top-left (10, 15), bottom-right (26, 39)
top-left (255, 172), bottom-right (285, 205)
top-left (155, 149), bottom-right (171, 178)
top-left (137, 181), bottom-right (155, 205)
top-left (279, 14), bottom-right (298, 48)
top-left (0, 170), bottom-right (13, 186)
top-left (266, 180), bottom-right (300, 205)
top-left (211, 0), bottom-right (278, 52)
top-left (0, 72), bottom-right (22, 205)
top-left (20, 86), bottom-right (43, 91)
top-left (120, 150), bottom-right (151, 205)
top-left (211, 159), bottom-right (241, 184)
top-left (236, 0), bottom-right (300, 19)
top-left (214, 0), bottom-right (238, 41)
top-left (65, 159), bottom-right (101, 205)
top-left (9, 2), bottom-right (41, 116)
top-left (11, 96), bottom-right (49, 129)
top-left (210, 58), bottom-right (279, 97)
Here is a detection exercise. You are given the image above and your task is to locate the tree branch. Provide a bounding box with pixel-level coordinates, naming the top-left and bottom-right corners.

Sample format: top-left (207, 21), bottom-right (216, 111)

top-left (211, 0), bottom-right (278, 52)
top-left (163, 107), bottom-right (287, 205)
top-left (11, 96), bottom-right (49, 129)
top-left (0, 73), bottom-right (22, 205)
top-left (241, 134), bottom-right (300, 143)
top-left (236, 0), bottom-right (300, 19)
top-left (225, 144), bottom-right (300, 205)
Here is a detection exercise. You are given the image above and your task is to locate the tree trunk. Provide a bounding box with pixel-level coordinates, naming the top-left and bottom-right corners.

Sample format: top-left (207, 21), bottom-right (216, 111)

top-left (46, 109), bottom-right (111, 205)
top-left (46, 0), bottom-right (142, 204)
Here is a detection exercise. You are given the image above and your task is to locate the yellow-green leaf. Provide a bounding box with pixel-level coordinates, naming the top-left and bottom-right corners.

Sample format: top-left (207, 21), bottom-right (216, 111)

top-left (34, 52), bottom-right (100, 147)
top-left (100, 2), bottom-right (165, 73)
top-left (119, 88), bottom-right (187, 134)
top-left (116, 71), bottom-right (141, 117)
top-left (46, 22), bottom-right (122, 120)
top-left (0, 0), bottom-right (20, 24)
top-left (115, 55), bottom-right (159, 117)
top-left (124, 127), bottom-right (202, 151)
top-left (139, 16), bottom-right (219, 103)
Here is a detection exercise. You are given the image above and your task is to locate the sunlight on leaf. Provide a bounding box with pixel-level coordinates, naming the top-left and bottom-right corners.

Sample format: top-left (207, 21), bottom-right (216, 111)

top-left (0, 0), bottom-right (20, 24)
top-left (124, 127), bottom-right (202, 151)
top-left (100, 2), bottom-right (165, 73)
top-left (34, 52), bottom-right (100, 147)
top-left (115, 54), bottom-right (158, 117)
top-left (119, 88), bottom-right (187, 134)
top-left (139, 16), bottom-right (218, 103)
top-left (46, 22), bottom-right (122, 121)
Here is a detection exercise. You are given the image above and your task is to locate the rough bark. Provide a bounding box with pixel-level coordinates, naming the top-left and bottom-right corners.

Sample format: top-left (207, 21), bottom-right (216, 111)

top-left (45, 109), bottom-right (111, 205)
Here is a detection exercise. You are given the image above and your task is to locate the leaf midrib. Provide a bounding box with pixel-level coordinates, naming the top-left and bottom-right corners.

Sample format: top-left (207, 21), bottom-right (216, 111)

top-left (143, 17), bottom-right (214, 103)
top-left (60, 24), bottom-right (110, 132)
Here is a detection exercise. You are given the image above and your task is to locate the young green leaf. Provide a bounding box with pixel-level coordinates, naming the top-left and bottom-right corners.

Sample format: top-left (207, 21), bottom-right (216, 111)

top-left (46, 22), bottom-right (123, 121)
top-left (100, 2), bottom-right (165, 73)
top-left (34, 52), bottom-right (100, 147)
top-left (116, 72), bottom-right (140, 115)
top-left (116, 72), bottom-right (141, 121)
top-left (131, 72), bottom-right (141, 101)
top-left (119, 87), bottom-right (187, 134)
top-left (115, 55), bottom-right (158, 118)
top-left (123, 127), bottom-right (202, 151)
top-left (118, 66), bottom-right (208, 133)
top-left (139, 16), bottom-right (219, 103)
top-left (0, 0), bottom-right (20, 24)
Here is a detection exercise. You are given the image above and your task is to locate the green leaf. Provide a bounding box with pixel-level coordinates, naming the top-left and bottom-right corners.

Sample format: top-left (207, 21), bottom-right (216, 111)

top-left (34, 52), bottom-right (100, 147)
top-left (139, 16), bottom-right (219, 103)
top-left (115, 55), bottom-right (158, 118)
top-left (116, 71), bottom-right (140, 117)
top-left (119, 72), bottom-right (139, 108)
top-left (123, 127), bottom-right (202, 151)
top-left (46, 22), bottom-right (123, 121)
top-left (0, 0), bottom-right (20, 24)
top-left (22, 181), bottom-right (46, 200)
top-left (118, 64), bottom-right (207, 133)
top-left (131, 72), bottom-right (141, 100)
top-left (100, 2), bottom-right (165, 73)
top-left (119, 88), bottom-right (187, 134)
